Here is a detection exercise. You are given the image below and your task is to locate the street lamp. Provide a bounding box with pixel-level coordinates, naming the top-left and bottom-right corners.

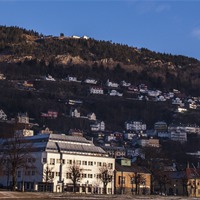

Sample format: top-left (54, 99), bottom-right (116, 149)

top-left (131, 177), bottom-right (135, 195)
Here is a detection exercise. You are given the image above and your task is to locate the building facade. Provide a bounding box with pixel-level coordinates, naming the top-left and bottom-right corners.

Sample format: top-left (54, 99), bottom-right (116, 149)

top-left (0, 133), bottom-right (115, 193)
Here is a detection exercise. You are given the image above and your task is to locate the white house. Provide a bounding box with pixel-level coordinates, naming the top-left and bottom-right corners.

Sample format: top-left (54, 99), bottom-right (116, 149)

top-left (70, 108), bottom-right (81, 118)
top-left (0, 73), bottom-right (6, 80)
top-left (106, 80), bottom-right (119, 88)
top-left (90, 87), bottom-right (104, 95)
top-left (120, 80), bottom-right (131, 87)
top-left (0, 109), bottom-right (7, 120)
top-left (109, 90), bottom-right (123, 97)
top-left (170, 130), bottom-right (187, 143)
top-left (84, 78), bottom-right (97, 85)
top-left (0, 134), bottom-right (115, 194)
top-left (125, 121), bottom-right (146, 132)
top-left (65, 76), bottom-right (81, 83)
top-left (87, 113), bottom-right (96, 121)
top-left (44, 74), bottom-right (56, 81)
top-left (90, 121), bottom-right (105, 132)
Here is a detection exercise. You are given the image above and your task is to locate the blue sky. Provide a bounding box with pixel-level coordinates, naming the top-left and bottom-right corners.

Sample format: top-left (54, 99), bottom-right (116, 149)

top-left (0, 0), bottom-right (200, 60)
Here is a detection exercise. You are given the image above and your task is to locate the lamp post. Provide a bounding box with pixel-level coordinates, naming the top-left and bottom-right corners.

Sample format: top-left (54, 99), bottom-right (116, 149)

top-left (131, 177), bottom-right (134, 195)
top-left (85, 180), bottom-right (89, 194)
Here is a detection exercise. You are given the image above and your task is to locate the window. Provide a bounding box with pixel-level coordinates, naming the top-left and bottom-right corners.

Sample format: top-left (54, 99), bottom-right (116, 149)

top-left (76, 160), bottom-right (81, 165)
top-left (43, 158), bottom-right (47, 163)
top-left (56, 172), bottom-right (60, 177)
top-left (88, 174), bottom-right (93, 178)
top-left (103, 162), bottom-right (107, 167)
top-left (108, 163), bottom-right (113, 169)
top-left (97, 162), bottom-right (102, 167)
top-left (82, 161), bottom-right (87, 165)
top-left (118, 176), bottom-right (125, 185)
top-left (66, 173), bottom-right (72, 179)
top-left (82, 173), bottom-right (87, 178)
top-left (56, 159), bottom-right (60, 164)
top-left (50, 172), bottom-right (54, 178)
top-left (32, 171), bottom-right (35, 176)
top-left (50, 158), bottom-right (55, 165)
top-left (67, 159), bottom-right (72, 164)
top-left (96, 174), bottom-right (101, 179)
top-left (88, 161), bottom-right (93, 166)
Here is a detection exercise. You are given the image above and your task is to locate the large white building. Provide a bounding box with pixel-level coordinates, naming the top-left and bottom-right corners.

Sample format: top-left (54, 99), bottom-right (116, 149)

top-left (0, 134), bottom-right (115, 193)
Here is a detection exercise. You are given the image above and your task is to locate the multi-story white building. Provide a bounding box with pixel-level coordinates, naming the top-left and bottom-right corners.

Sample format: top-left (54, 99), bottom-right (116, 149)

top-left (0, 134), bottom-right (115, 193)
top-left (125, 121), bottom-right (146, 132)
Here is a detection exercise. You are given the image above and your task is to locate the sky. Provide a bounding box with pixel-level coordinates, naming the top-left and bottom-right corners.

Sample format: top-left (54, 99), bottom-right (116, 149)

top-left (0, 0), bottom-right (200, 60)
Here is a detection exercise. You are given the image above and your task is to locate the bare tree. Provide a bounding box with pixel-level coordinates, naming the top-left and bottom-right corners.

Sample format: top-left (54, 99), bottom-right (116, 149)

top-left (67, 162), bottom-right (83, 193)
top-left (43, 165), bottom-right (54, 192)
top-left (0, 133), bottom-right (33, 191)
top-left (99, 165), bottom-right (113, 194)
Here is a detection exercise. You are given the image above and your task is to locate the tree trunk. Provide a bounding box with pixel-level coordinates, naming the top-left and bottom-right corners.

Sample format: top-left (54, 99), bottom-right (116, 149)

top-left (12, 169), bottom-right (17, 191)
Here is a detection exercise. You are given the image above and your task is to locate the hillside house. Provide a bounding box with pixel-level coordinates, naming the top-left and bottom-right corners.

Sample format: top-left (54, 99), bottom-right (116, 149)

top-left (70, 108), bottom-right (81, 118)
top-left (87, 113), bottom-right (96, 121)
top-left (90, 87), bottom-right (104, 95)
top-left (90, 121), bottom-right (105, 132)
top-left (0, 109), bottom-right (7, 121)
top-left (137, 138), bottom-right (160, 148)
top-left (109, 90), bottom-right (123, 97)
top-left (44, 74), bottom-right (56, 81)
top-left (0, 73), bottom-right (6, 80)
top-left (84, 78), bottom-right (97, 85)
top-left (106, 80), bottom-right (119, 88)
top-left (120, 80), bottom-right (131, 87)
top-left (125, 121), bottom-right (146, 132)
top-left (65, 76), bottom-right (81, 83)
top-left (170, 129), bottom-right (187, 143)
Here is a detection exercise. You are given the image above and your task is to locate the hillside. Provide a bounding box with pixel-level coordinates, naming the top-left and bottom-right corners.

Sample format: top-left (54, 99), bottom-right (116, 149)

top-left (0, 26), bottom-right (200, 134)
top-left (0, 26), bottom-right (200, 95)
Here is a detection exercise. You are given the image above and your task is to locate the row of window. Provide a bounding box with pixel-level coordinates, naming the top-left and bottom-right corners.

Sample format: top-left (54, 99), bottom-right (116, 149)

top-left (43, 158), bottom-right (113, 169)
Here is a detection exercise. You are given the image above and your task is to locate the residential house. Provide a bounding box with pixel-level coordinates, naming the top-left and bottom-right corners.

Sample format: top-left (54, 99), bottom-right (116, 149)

top-left (120, 80), bottom-right (131, 87)
top-left (125, 121), bottom-right (146, 132)
top-left (139, 84), bottom-right (148, 93)
top-left (41, 111), bottom-right (58, 119)
top-left (44, 74), bottom-right (56, 81)
top-left (90, 121), bottom-right (105, 132)
top-left (109, 90), bottom-right (123, 97)
top-left (17, 113), bottom-right (29, 124)
top-left (115, 158), bottom-right (151, 195)
top-left (137, 138), bottom-right (160, 148)
top-left (89, 87), bottom-right (104, 95)
top-left (124, 132), bottom-right (136, 140)
top-left (102, 146), bottom-right (126, 158)
top-left (0, 109), bottom-right (7, 121)
top-left (84, 78), bottom-right (97, 85)
top-left (70, 108), bottom-right (81, 118)
top-left (0, 73), bottom-right (6, 80)
top-left (0, 133), bottom-right (115, 194)
top-left (87, 113), bottom-right (96, 121)
top-left (65, 76), bottom-right (81, 83)
top-left (170, 129), bottom-right (187, 143)
top-left (106, 80), bottom-right (119, 88)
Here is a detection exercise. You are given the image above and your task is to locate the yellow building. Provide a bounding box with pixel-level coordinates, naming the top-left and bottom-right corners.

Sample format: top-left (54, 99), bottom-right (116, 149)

top-left (114, 158), bottom-right (151, 195)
